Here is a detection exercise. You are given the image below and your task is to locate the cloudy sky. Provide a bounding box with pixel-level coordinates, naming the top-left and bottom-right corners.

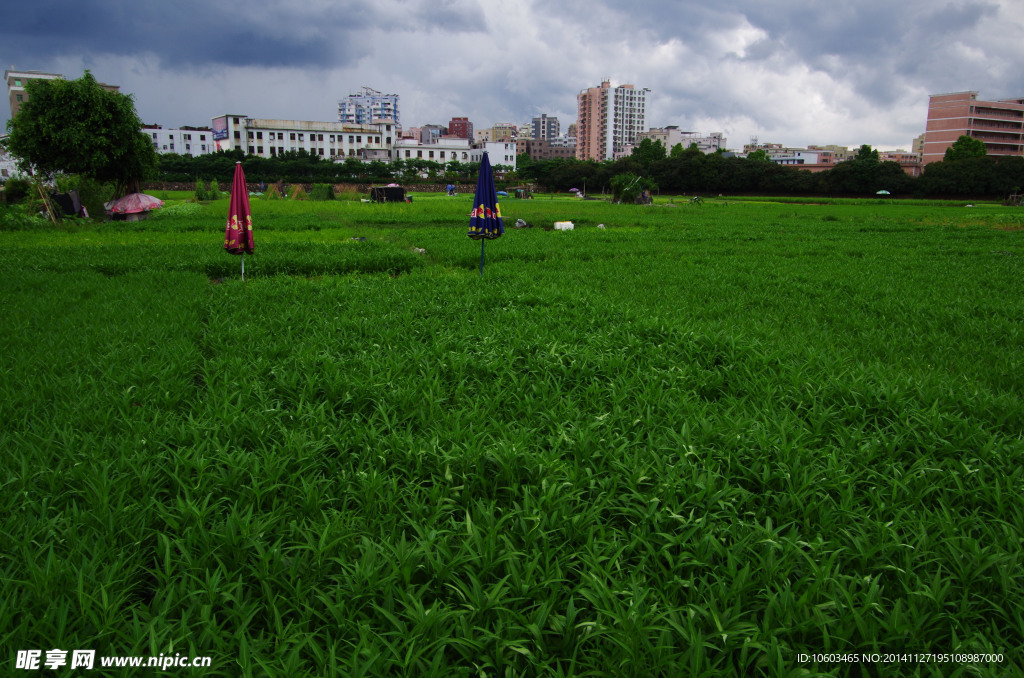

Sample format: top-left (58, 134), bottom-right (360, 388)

top-left (3, 0), bottom-right (1022, 151)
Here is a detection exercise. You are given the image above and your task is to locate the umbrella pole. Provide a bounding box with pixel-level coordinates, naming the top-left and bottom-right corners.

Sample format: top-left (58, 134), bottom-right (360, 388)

top-left (241, 254), bottom-right (245, 281)
top-left (479, 239), bottom-right (485, 276)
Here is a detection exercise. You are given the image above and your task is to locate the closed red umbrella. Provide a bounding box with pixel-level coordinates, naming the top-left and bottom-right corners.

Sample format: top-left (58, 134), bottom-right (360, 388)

top-left (224, 162), bottom-right (254, 279)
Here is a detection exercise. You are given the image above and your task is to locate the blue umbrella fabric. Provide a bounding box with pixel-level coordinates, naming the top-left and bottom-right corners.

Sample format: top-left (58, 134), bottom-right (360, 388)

top-left (468, 152), bottom-right (503, 275)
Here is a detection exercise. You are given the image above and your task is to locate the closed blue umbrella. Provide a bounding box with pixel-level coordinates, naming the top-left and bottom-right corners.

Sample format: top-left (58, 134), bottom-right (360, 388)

top-left (468, 151), bottom-right (503, 275)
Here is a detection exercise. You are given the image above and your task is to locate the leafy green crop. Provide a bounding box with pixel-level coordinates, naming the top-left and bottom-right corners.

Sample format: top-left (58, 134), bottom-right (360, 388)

top-left (1, 195), bottom-right (1021, 676)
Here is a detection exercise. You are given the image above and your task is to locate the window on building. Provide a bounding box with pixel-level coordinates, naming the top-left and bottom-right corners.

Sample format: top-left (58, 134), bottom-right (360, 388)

top-left (278, 147), bottom-right (284, 155)
top-left (318, 134), bottom-right (324, 141)
top-left (418, 151), bottom-right (423, 158)
top-left (163, 145), bottom-right (168, 150)
top-left (234, 131), bottom-right (241, 139)
top-left (202, 145), bottom-right (207, 151)
top-left (330, 135), bottom-right (335, 142)
top-left (349, 136), bottom-right (354, 143)
top-left (14, 79), bottom-right (21, 86)
top-left (248, 146), bottom-right (254, 154)
top-left (405, 150), bottom-right (411, 158)
top-left (186, 144), bottom-right (191, 151)
top-left (429, 151), bottom-right (434, 158)
top-left (290, 133), bottom-right (296, 140)
top-left (248, 132), bottom-right (254, 139)
top-left (299, 134), bottom-right (304, 141)
top-left (200, 135), bottom-right (206, 141)
top-left (319, 148), bottom-right (324, 155)
top-left (233, 117), bottom-right (240, 124)
top-left (152, 133), bottom-right (158, 140)
top-left (257, 132), bottom-right (263, 139)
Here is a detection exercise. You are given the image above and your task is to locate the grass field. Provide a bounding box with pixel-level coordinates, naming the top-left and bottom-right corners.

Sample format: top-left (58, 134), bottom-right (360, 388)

top-left (2, 194), bottom-right (1022, 676)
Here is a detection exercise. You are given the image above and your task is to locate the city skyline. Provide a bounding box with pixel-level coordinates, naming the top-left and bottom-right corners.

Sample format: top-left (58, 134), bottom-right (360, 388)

top-left (2, 0), bottom-right (1023, 152)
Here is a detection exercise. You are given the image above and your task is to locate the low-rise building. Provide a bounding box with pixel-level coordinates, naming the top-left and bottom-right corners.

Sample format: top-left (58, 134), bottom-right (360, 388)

top-left (518, 138), bottom-right (576, 160)
top-left (143, 124), bottom-right (215, 157)
top-left (642, 127), bottom-right (725, 153)
top-left (211, 114), bottom-right (395, 161)
top-left (476, 123), bottom-right (517, 143)
top-left (392, 138), bottom-right (516, 170)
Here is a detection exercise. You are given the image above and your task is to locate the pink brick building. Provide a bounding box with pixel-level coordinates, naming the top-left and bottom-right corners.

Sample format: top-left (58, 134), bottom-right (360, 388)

top-left (923, 91), bottom-right (1024, 164)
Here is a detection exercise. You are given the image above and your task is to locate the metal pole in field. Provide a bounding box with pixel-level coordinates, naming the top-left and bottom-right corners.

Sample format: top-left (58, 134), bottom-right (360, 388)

top-left (241, 253), bottom-right (245, 281)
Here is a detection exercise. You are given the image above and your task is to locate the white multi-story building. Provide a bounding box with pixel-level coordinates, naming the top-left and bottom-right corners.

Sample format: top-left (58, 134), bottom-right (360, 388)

top-left (338, 87), bottom-right (400, 126)
top-left (143, 125), bottom-right (215, 157)
top-left (211, 114), bottom-right (395, 161)
top-left (391, 138), bottom-right (516, 171)
top-left (640, 127), bottom-right (726, 154)
top-left (577, 80), bottom-right (650, 161)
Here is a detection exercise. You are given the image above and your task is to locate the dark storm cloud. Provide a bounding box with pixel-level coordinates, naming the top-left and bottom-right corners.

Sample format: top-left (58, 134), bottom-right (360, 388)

top-left (1, 0), bottom-right (487, 69)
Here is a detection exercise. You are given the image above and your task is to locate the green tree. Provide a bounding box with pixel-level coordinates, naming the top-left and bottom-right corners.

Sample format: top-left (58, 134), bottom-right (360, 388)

top-left (944, 135), bottom-right (988, 161)
top-left (630, 138), bottom-right (667, 168)
top-left (855, 144), bottom-right (880, 162)
top-left (746, 149), bottom-right (770, 162)
top-left (4, 70), bottom-right (156, 197)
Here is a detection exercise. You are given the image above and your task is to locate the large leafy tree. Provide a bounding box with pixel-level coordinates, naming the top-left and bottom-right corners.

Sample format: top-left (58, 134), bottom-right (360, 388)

top-left (630, 137), bottom-right (667, 168)
top-left (4, 70), bottom-right (156, 197)
top-left (944, 134), bottom-right (988, 161)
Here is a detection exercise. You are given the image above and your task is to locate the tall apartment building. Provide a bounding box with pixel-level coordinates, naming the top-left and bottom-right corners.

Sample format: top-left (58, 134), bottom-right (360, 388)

top-left (531, 114), bottom-right (559, 140)
top-left (923, 91), bottom-right (1024, 164)
top-left (6, 69), bottom-right (119, 119)
top-left (576, 80), bottom-right (649, 161)
top-left (338, 86), bottom-right (400, 126)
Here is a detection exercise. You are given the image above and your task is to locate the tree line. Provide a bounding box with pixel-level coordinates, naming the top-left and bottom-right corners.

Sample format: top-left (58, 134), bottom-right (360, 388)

top-left (516, 138), bottom-right (1024, 199)
top-left (152, 149), bottom-right (505, 186)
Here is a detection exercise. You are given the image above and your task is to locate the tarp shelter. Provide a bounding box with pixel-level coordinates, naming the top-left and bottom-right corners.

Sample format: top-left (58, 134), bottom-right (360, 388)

top-left (106, 192), bottom-right (164, 221)
top-left (50, 190), bottom-right (85, 217)
top-left (370, 186), bottom-right (406, 202)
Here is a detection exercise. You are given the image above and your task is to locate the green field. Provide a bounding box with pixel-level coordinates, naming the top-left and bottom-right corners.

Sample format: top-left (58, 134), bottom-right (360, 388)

top-left (2, 195), bottom-right (1022, 676)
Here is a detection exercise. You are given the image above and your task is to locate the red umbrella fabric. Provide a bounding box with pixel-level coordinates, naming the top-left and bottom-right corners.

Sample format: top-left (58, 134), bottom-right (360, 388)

top-left (224, 162), bottom-right (254, 255)
top-left (106, 192), bottom-right (164, 214)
